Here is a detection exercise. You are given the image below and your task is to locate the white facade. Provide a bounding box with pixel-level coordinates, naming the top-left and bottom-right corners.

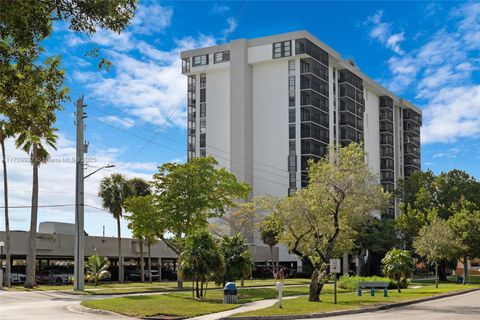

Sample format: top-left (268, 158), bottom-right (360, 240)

top-left (181, 31), bottom-right (422, 264)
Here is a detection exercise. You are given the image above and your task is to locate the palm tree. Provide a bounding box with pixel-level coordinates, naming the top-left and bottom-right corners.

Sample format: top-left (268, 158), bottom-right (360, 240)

top-left (381, 248), bottom-right (414, 293)
top-left (85, 253), bottom-right (111, 288)
top-left (98, 173), bottom-right (132, 282)
top-left (15, 58), bottom-right (67, 288)
top-left (0, 121), bottom-right (15, 287)
top-left (17, 128), bottom-right (58, 288)
top-left (259, 214), bottom-right (282, 276)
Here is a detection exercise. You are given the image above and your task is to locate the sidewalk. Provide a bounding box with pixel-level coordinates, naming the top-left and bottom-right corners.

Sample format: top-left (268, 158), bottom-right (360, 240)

top-left (190, 296), bottom-right (305, 320)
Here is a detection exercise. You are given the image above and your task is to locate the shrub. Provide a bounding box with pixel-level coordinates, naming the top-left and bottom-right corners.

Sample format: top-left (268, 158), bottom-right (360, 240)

top-left (338, 274), bottom-right (410, 290)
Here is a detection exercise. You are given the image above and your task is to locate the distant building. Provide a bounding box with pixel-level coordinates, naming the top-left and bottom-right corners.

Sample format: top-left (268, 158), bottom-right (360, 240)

top-left (181, 30), bottom-right (422, 269)
top-left (0, 221), bottom-right (279, 280)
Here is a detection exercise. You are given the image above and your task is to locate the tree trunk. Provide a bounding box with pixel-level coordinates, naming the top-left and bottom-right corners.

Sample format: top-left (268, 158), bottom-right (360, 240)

top-left (1, 138), bottom-right (11, 286)
top-left (139, 238), bottom-right (144, 283)
top-left (397, 278), bottom-right (401, 293)
top-left (116, 217), bottom-right (123, 283)
top-left (435, 263), bottom-right (439, 289)
top-left (25, 144), bottom-right (39, 288)
top-left (270, 245), bottom-right (275, 277)
top-left (200, 279), bottom-right (204, 298)
top-left (463, 255), bottom-right (468, 285)
top-left (196, 277), bottom-right (199, 298)
top-left (438, 260), bottom-right (447, 281)
top-left (308, 269), bottom-right (324, 302)
top-left (147, 240), bottom-right (152, 284)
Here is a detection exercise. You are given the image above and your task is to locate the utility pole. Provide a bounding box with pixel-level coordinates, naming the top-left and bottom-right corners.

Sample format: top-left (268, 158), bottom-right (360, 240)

top-left (74, 97), bottom-right (87, 291)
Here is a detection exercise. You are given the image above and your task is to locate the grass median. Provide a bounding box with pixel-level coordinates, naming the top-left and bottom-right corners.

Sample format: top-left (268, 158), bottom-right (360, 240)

top-left (234, 283), bottom-right (480, 317)
top-left (7, 278), bottom-right (311, 294)
top-left (81, 285), bottom-right (312, 318)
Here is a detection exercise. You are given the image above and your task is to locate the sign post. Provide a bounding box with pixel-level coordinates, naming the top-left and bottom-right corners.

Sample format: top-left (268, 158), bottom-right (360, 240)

top-left (330, 259), bottom-right (341, 304)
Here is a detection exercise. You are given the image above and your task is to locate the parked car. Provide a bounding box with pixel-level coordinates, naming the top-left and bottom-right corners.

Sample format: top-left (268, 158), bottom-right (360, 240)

top-left (126, 270), bottom-right (160, 281)
top-left (10, 273), bottom-right (27, 284)
top-left (36, 269), bottom-right (73, 284)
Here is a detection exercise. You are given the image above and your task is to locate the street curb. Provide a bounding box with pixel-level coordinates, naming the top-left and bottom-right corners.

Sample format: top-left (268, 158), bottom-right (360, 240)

top-left (224, 288), bottom-right (480, 320)
top-left (71, 303), bottom-right (133, 318)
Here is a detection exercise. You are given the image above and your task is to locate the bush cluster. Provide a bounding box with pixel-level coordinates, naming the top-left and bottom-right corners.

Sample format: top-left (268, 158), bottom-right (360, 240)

top-left (338, 275), bottom-right (410, 290)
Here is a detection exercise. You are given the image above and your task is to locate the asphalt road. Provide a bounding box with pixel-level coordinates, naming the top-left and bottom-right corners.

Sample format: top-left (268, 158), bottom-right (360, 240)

top-left (0, 290), bottom-right (134, 320)
top-left (307, 290), bottom-right (480, 320)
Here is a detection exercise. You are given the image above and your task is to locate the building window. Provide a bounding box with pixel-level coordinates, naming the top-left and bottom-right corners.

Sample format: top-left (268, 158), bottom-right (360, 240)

top-left (200, 118), bottom-right (206, 134)
top-left (289, 108), bottom-right (296, 123)
top-left (214, 51), bottom-right (230, 63)
top-left (273, 40), bottom-right (292, 59)
top-left (193, 54), bottom-right (208, 66)
top-left (182, 58), bottom-right (191, 73)
top-left (289, 124), bottom-right (296, 139)
top-left (288, 60), bottom-right (295, 75)
top-left (200, 103), bottom-right (206, 118)
top-left (199, 149), bottom-right (206, 157)
top-left (200, 133), bottom-right (206, 148)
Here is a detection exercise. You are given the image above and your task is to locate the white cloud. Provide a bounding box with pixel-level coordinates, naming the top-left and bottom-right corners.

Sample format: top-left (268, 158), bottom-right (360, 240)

top-left (221, 17), bottom-right (237, 41)
top-left (366, 11), bottom-right (405, 54)
top-left (369, 3), bottom-right (480, 144)
top-left (211, 4), bottom-right (230, 14)
top-left (98, 115), bottom-right (135, 129)
top-left (0, 134), bottom-right (154, 237)
top-left (131, 3), bottom-right (173, 35)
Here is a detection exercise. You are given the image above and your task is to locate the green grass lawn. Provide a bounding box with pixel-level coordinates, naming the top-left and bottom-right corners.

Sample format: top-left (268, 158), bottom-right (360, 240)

top-left (411, 275), bottom-right (480, 285)
top-left (81, 285), bottom-right (311, 318)
top-left (7, 278), bottom-right (311, 294)
top-left (235, 283), bottom-right (480, 317)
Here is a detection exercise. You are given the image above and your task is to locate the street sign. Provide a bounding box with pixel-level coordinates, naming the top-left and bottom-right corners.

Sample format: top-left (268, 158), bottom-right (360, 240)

top-left (330, 259), bottom-right (341, 273)
top-left (330, 258), bottom-right (341, 305)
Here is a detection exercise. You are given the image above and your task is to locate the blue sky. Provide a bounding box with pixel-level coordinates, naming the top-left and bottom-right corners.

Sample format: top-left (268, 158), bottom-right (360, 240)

top-left (2, 1), bottom-right (480, 236)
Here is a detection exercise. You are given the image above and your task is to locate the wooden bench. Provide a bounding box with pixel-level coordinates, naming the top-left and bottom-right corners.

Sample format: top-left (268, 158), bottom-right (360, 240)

top-left (357, 281), bottom-right (389, 297)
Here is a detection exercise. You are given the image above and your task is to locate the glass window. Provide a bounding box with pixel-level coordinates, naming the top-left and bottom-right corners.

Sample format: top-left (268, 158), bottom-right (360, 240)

top-left (199, 149), bottom-right (206, 157)
top-left (214, 51), bottom-right (230, 63)
top-left (200, 133), bottom-right (206, 148)
top-left (289, 124), bottom-right (296, 139)
top-left (200, 88), bottom-right (206, 103)
top-left (273, 40), bottom-right (292, 58)
top-left (200, 74), bottom-right (206, 88)
top-left (289, 76), bottom-right (295, 92)
top-left (289, 108), bottom-right (296, 123)
top-left (193, 54), bottom-right (208, 66)
top-left (200, 118), bottom-right (206, 134)
top-left (200, 103), bottom-right (206, 118)
top-left (289, 91), bottom-right (295, 107)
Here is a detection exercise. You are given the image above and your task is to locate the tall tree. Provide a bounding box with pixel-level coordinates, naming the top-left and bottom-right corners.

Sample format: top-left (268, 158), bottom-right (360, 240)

top-left (413, 217), bottom-right (462, 288)
top-left (352, 216), bottom-right (400, 276)
top-left (0, 121), bottom-right (15, 286)
top-left (98, 173), bottom-right (133, 283)
top-left (259, 213), bottom-right (283, 275)
top-left (128, 177), bottom-right (151, 197)
top-left (124, 195), bottom-right (160, 283)
top-left (13, 57), bottom-right (68, 288)
top-left (381, 248), bottom-right (414, 293)
top-left (152, 156), bottom-right (250, 288)
top-left (448, 202), bottom-right (480, 284)
top-left (274, 143), bottom-right (388, 301)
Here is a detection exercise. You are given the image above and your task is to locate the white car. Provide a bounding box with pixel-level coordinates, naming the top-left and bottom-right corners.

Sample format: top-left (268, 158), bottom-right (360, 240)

top-left (10, 273), bottom-right (27, 284)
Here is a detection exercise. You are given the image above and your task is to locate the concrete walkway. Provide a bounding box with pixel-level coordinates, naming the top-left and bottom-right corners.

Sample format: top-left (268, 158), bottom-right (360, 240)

top-left (190, 295), bottom-right (305, 320)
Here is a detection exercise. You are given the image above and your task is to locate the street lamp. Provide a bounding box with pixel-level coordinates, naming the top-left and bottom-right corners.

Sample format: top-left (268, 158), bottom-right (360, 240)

top-left (84, 164), bottom-right (116, 180)
top-left (74, 162), bottom-right (115, 291)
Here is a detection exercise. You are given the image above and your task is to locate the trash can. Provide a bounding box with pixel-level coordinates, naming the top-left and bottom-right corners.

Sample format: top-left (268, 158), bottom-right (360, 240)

top-left (223, 282), bottom-right (237, 304)
top-left (457, 276), bottom-right (464, 284)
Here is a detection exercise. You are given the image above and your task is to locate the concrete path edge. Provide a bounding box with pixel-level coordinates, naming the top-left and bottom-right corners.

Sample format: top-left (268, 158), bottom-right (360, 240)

top-left (223, 288), bottom-right (480, 320)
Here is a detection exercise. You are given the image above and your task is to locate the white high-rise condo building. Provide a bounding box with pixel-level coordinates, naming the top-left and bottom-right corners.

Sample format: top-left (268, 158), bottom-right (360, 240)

top-left (181, 31), bottom-right (421, 264)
